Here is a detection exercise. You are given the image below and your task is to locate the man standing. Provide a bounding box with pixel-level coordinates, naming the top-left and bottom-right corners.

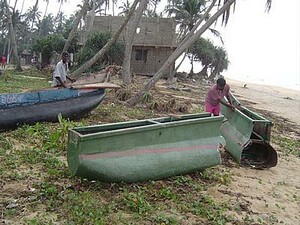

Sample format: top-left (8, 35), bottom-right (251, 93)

top-left (51, 51), bottom-right (75, 88)
top-left (205, 77), bottom-right (235, 116)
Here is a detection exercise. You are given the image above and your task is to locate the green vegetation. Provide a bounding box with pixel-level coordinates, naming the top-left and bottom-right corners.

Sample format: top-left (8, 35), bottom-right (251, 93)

top-left (1, 69), bottom-right (299, 224)
top-left (75, 32), bottom-right (125, 72)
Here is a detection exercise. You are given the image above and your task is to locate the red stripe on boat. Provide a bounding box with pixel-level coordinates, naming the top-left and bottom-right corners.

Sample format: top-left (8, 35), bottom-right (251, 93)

top-left (79, 144), bottom-right (218, 160)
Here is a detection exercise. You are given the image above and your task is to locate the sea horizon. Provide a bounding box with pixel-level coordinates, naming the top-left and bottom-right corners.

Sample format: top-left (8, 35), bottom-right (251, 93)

top-left (224, 74), bottom-right (300, 92)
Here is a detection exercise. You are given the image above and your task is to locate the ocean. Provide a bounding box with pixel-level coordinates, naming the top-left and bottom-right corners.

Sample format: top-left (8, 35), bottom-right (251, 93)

top-left (224, 73), bottom-right (300, 91)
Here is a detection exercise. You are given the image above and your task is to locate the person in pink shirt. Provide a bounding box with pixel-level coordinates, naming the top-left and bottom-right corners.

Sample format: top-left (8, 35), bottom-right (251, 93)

top-left (1, 55), bottom-right (7, 69)
top-left (205, 77), bottom-right (235, 116)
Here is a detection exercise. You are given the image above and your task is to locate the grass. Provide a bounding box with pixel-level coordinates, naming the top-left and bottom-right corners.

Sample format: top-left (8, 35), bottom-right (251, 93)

top-left (1, 69), bottom-right (299, 224)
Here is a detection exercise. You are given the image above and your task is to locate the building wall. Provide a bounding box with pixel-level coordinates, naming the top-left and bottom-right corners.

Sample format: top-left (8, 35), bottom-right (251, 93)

top-left (89, 16), bottom-right (177, 48)
top-left (87, 16), bottom-right (177, 76)
top-left (131, 46), bottom-right (174, 76)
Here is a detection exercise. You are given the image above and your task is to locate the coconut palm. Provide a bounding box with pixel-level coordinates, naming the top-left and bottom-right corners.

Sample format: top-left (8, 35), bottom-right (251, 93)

top-left (56, 0), bottom-right (67, 18)
top-left (111, 0), bottom-right (118, 16)
top-left (70, 0), bottom-right (140, 78)
top-left (126, 0), bottom-right (240, 106)
top-left (62, 0), bottom-right (89, 53)
top-left (43, 0), bottom-right (50, 17)
top-left (165, 0), bottom-right (210, 77)
top-left (165, 0), bottom-right (207, 40)
top-left (3, 0), bottom-right (22, 71)
top-left (122, 0), bottom-right (149, 84)
top-left (118, 0), bottom-right (131, 16)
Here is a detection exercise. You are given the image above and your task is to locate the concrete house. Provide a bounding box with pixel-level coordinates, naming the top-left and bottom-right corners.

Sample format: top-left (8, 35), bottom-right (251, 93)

top-left (86, 16), bottom-right (177, 76)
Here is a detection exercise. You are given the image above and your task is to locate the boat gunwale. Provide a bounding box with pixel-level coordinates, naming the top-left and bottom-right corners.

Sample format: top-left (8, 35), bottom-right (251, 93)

top-left (230, 107), bottom-right (271, 124)
top-left (69, 114), bottom-right (224, 140)
top-left (0, 88), bottom-right (105, 110)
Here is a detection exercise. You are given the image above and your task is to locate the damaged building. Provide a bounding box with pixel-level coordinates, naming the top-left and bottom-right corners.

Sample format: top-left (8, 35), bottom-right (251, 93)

top-left (85, 15), bottom-right (177, 77)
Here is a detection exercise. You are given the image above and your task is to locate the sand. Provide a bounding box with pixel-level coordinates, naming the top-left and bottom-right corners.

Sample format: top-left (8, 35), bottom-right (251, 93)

top-left (212, 78), bottom-right (300, 224)
top-left (226, 78), bottom-right (300, 126)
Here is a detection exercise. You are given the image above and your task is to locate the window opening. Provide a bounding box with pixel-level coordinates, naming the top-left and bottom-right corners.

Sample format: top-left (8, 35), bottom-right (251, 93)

top-left (135, 50), bottom-right (148, 63)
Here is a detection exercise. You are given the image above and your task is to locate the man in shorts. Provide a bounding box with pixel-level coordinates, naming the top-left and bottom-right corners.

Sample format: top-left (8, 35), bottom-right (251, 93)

top-left (205, 77), bottom-right (235, 116)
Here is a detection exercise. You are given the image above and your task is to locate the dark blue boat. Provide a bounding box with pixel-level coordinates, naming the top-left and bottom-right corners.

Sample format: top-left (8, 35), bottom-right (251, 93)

top-left (0, 87), bottom-right (105, 131)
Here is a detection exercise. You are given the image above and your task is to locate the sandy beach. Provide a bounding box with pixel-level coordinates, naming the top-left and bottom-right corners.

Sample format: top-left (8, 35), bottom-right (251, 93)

top-left (226, 78), bottom-right (300, 126)
top-left (213, 78), bottom-right (300, 224)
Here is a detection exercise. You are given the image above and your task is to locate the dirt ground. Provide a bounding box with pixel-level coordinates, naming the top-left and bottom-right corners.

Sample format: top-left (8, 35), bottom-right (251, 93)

top-left (205, 78), bottom-right (300, 224)
top-left (1, 73), bottom-right (299, 224)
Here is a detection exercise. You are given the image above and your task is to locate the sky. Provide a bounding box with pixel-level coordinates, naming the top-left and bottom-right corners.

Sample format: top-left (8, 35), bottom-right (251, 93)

top-left (14, 0), bottom-right (300, 90)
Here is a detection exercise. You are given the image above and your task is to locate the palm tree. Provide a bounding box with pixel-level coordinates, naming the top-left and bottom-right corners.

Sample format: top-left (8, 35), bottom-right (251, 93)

top-left (165, 0), bottom-right (209, 79)
top-left (70, 0), bottom-right (140, 78)
top-left (43, 0), bottom-right (50, 17)
top-left (26, 1), bottom-right (41, 32)
top-left (85, 0), bottom-right (97, 40)
top-left (165, 0), bottom-right (207, 40)
top-left (126, 0), bottom-right (237, 106)
top-left (4, 0), bottom-right (22, 71)
top-left (56, 0), bottom-right (66, 16)
top-left (111, 0), bottom-right (118, 16)
top-left (118, 0), bottom-right (131, 16)
top-left (122, 0), bottom-right (149, 84)
top-left (149, 0), bottom-right (161, 15)
top-left (62, 0), bottom-right (89, 52)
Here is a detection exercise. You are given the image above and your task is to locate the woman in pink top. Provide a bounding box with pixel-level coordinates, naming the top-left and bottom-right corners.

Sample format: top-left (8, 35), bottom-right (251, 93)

top-left (205, 78), bottom-right (235, 116)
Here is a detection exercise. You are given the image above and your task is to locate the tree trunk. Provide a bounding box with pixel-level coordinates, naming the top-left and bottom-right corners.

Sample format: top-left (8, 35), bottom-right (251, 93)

top-left (126, 0), bottom-right (235, 106)
top-left (5, 0), bottom-right (22, 71)
top-left (84, 0), bottom-right (96, 43)
top-left (70, 0), bottom-right (140, 78)
top-left (189, 54), bottom-right (194, 77)
top-left (199, 65), bottom-right (208, 77)
top-left (63, 0), bottom-right (89, 53)
top-left (44, 0), bottom-right (49, 17)
top-left (122, 0), bottom-right (148, 85)
top-left (167, 51), bottom-right (187, 83)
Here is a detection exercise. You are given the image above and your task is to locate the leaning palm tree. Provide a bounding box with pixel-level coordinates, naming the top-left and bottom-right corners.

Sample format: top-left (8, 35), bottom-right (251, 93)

top-left (165, 0), bottom-right (209, 80)
top-left (62, 0), bottom-right (89, 53)
top-left (126, 0), bottom-right (273, 106)
top-left (70, 0), bottom-right (140, 78)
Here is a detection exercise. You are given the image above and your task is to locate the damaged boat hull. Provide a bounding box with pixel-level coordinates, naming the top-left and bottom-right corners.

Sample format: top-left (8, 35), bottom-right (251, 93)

top-left (67, 113), bottom-right (225, 183)
top-left (221, 93), bottom-right (277, 168)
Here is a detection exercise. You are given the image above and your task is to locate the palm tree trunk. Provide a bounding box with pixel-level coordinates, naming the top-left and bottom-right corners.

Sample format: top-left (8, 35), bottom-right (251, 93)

top-left (84, 0), bottom-right (96, 43)
top-left (5, 0), bottom-right (22, 71)
top-left (199, 65), bottom-right (208, 77)
top-left (63, 0), bottom-right (89, 53)
top-left (126, 0), bottom-right (236, 106)
top-left (122, 0), bottom-right (148, 85)
top-left (167, 51), bottom-right (187, 83)
top-left (112, 0), bottom-right (116, 16)
top-left (70, 0), bottom-right (140, 78)
top-left (20, 0), bottom-right (25, 13)
top-left (44, 0), bottom-right (49, 17)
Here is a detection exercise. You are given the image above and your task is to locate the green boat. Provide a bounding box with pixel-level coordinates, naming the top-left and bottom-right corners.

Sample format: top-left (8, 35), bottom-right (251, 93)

top-left (220, 92), bottom-right (277, 168)
top-left (67, 113), bottom-right (225, 183)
